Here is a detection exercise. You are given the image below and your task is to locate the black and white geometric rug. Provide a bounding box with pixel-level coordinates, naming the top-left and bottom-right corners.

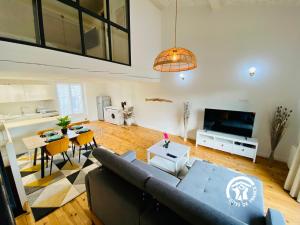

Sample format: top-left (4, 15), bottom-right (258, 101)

top-left (17, 146), bottom-right (113, 221)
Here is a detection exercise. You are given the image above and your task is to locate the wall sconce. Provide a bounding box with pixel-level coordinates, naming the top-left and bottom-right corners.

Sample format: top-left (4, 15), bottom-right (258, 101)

top-left (249, 67), bottom-right (256, 76)
top-left (179, 73), bottom-right (185, 80)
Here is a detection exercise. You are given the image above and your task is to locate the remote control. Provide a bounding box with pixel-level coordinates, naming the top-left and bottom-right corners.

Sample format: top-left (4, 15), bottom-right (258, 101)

top-left (167, 153), bottom-right (177, 158)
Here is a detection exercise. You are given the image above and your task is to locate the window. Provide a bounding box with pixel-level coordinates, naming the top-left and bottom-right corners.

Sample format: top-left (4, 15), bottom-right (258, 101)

top-left (57, 84), bottom-right (84, 116)
top-left (42, 0), bottom-right (82, 53)
top-left (109, 0), bottom-right (127, 28)
top-left (82, 13), bottom-right (108, 59)
top-left (0, 0), bottom-right (131, 65)
top-left (0, 0), bottom-right (39, 43)
top-left (80, 0), bottom-right (107, 17)
top-left (111, 26), bottom-right (129, 64)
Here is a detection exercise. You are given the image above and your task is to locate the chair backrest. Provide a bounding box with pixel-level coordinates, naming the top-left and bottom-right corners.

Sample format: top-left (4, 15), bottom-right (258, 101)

top-left (76, 130), bottom-right (94, 146)
top-left (68, 120), bottom-right (90, 128)
top-left (36, 128), bottom-right (55, 136)
top-left (46, 137), bottom-right (70, 156)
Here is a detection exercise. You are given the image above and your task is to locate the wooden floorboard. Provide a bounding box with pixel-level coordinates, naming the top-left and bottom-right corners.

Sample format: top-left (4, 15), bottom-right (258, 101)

top-left (15, 121), bottom-right (300, 225)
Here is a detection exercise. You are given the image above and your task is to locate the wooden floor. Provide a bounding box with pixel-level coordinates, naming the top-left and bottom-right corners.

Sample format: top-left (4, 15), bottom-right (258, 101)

top-left (16, 121), bottom-right (300, 225)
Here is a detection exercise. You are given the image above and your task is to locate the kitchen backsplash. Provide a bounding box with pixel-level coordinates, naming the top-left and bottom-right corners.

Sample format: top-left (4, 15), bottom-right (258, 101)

top-left (0, 100), bottom-right (57, 115)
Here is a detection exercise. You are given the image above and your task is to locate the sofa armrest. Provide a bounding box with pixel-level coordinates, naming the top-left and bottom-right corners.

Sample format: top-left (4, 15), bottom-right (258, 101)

top-left (121, 151), bottom-right (136, 162)
top-left (266, 209), bottom-right (286, 225)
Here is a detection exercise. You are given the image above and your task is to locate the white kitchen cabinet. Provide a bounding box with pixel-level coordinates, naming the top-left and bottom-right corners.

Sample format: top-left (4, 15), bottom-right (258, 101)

top-left (0, 85), bottom-right (25, 103)
top-left (10, 85), bottom-right (26, 101)
top-left (0, 84), bottom-right (55, 103)
top-left (0, 85), bottom-right (11, 103)
top-left (23, 85), bottom-right (55, 101)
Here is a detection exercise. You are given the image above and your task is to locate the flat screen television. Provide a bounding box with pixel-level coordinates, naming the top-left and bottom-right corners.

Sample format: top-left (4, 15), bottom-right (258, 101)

top-left (203, 108), bottom-right (255, 138)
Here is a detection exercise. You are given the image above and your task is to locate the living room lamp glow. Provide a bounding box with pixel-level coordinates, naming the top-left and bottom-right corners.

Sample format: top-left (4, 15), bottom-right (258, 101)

top-left (153, 0), bottom-right (197, 72)
top-left (249, 67), bottom-right (256, 76)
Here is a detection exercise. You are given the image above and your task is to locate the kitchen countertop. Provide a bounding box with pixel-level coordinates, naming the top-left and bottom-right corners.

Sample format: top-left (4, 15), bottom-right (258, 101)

top-left (4, 114), bottom-right (59, 129)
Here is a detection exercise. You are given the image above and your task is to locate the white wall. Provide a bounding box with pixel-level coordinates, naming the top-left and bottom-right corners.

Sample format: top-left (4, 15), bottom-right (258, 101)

top-left (130, 0), bottom-right (162, 77)
top-left (0, 0), bottom-right (161, 81)
top-left (157, 5), bottom-right (300, 162)
top-left (0, 2), bottom-right (299, 163)
top-left (82, 5), bottom-right (300, 163)
top-left (0, 0), bottom-right (163, 134)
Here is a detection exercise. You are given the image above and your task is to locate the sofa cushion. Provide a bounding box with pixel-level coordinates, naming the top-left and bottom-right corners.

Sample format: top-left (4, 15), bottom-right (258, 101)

top-left (86, 167), bottom-right (146, 225)
top-left (177, 160), bottom-right (265, 225)
top-left (145, 176), bottom-right (246, 225)
top-left (92, 148), bottom-right (151, 190)
top-left (132, 160), bottom-right (180, 187)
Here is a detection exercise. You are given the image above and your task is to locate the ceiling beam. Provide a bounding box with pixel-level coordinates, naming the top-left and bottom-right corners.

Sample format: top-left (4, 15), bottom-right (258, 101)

top-left (208, 0), bottom-right (222, 11)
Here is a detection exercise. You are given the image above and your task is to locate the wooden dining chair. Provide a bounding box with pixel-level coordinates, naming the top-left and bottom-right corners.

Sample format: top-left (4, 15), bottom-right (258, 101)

top-left (45, 137), bottom-right (72, 175)
top-left (72, 130), bottom-right (95, 163)
top-left (29, 128), bottom-right (57, 166)
top-left (33, 128), bottom-right (68, 166)
top-left (67, 120), bottom-right (90, 129)
top-left (36, 128), bottom-right (55, 136)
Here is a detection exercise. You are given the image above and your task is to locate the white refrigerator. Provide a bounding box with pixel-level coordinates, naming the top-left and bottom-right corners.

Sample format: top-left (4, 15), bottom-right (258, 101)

top-left (97, 96), bottom-right (112, 120)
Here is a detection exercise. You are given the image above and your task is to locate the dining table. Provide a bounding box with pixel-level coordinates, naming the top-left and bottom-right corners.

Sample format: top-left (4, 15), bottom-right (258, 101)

top-left (22, 125), bottom-right (99, 178)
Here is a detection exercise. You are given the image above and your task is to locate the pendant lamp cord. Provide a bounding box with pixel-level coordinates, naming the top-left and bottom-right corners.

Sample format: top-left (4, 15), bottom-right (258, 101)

top-left (174, 0), bottom-right (178, 47)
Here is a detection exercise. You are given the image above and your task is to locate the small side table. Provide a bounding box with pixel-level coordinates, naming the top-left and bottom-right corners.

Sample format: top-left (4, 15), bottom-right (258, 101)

top-left (147, 140), bottom-right (190, 176)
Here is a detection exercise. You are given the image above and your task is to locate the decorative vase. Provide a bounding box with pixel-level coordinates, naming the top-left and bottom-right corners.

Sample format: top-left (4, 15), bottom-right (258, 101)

top-left (61, 128), bottom-right (68, 135)
top-left (183, 101), bottom-right (191, 142)
top-left (163, 132), bottom-right (170, 148)
top-left (163, 140), bottom-right (170, 149)
top-left (269, 150), bottom-right (275, 162)
top-left (269, 106), bottom-right (292, 161)
top-left (126, 118), bottom-right (133, 126)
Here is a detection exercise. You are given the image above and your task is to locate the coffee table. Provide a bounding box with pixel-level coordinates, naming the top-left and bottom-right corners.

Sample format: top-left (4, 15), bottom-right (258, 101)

top-left (147, 140), bottom-right (190, 176)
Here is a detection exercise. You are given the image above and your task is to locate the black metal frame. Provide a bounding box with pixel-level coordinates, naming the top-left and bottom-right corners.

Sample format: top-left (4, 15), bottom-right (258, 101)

top-left (0, 151), bottom-right (24, 220)
top-left (0, 0), bottom-right (131, 66)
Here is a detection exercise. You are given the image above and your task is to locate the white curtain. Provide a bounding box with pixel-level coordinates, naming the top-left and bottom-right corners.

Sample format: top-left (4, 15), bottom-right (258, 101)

top-left (56, 83), bottom-right (84, 116)
top-left (284, 145), bottom-right (300, 202)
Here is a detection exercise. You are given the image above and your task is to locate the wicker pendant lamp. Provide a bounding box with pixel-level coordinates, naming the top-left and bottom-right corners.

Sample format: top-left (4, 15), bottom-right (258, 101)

top-left (153, 0), bottom-right (197, 72)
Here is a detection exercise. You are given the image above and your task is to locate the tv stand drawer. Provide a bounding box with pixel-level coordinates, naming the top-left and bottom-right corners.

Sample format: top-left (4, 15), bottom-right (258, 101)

top-left (197, 136), bottom-right (214, 148)
top-left (233, 146), bottom-right (255, 158)
top-left (215, 141), bottom-right (232, 152)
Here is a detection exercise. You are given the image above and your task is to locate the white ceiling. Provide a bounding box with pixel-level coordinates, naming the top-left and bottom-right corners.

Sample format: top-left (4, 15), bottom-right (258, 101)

top-left (151, 0), bottom-right (300, 10)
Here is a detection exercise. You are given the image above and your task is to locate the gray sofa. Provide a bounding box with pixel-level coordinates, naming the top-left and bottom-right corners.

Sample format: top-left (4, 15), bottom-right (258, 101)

top-left (85, 148), bottom-right (285, 225)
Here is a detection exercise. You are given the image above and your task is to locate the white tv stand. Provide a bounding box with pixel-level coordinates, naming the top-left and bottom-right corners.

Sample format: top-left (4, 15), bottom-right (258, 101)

top-left (196, 130), bottom-right (258, 163)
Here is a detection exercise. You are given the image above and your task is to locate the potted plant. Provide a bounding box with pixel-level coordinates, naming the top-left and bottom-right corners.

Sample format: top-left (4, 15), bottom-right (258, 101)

top-left (57, 116), bottom-right (71, 135)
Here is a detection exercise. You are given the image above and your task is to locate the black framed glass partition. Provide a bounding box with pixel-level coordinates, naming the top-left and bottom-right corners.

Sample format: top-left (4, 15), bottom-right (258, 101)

top-left (109, 0), bottom-right (128, 28)
top-left (0, 0), bottom-right (131, 66)
top-left (42, 0), bottom-right (82, 54)
top-left (82, 13), bottom-right (109, 59)
top-left (80, 0), bottom-right (107, 17)
top-left (111, 26), bottom-right (129, 64)
top-left (0, 0), bottom-right (40, 44)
